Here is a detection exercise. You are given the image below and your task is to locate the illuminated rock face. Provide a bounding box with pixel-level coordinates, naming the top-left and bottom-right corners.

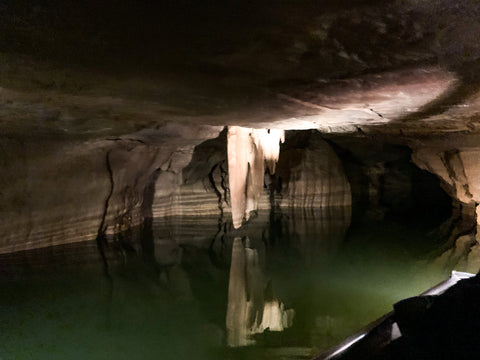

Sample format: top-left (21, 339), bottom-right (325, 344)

top-left (272, 131), bottom-right (352, 265)
top-left (0, 126), bottom-right (220, 254)
top-left (412, 147), bottom-right (480, 226)
top-left (275, 131), bottom-right (351, 210)
top-left (227, 126), bottom-right (285, 229)
top-left (0, 0), bottom-right (480, 261)
top-left (150, 130), bottom-right (351, 267)
top-left (412, 144), bottom-right (480, 271)
top-left (226, 237), bottom-right (294, 347)
top-left (0, 139), bottom-right (110, 254)
top-left (412, 149), bottom-right (479, 204)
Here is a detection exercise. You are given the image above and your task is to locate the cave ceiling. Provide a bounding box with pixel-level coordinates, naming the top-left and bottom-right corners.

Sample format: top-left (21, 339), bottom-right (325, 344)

top-left (1, 0), bottom-right (480, 144)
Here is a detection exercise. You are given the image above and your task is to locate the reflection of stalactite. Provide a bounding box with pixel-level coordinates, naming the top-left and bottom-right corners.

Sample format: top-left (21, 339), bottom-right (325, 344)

top-left (226, 237), bottom-right (294, 347)
top-left (227, 127), bottom-right (285, 229)
top-left (226, 238), bottom-right (249, 346)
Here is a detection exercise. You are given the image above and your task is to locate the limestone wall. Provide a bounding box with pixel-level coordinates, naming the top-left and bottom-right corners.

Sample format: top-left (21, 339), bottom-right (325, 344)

top-left (0, 126), bottom-right (220, 254)
top-left (412, 145), bottom-right (480, 271)
top-left (0, 127), bottom-right (353, 259)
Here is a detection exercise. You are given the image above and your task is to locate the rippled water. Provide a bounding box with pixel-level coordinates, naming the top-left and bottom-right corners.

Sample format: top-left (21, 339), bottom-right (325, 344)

top-left (0, 211), bottom-right (451, 360)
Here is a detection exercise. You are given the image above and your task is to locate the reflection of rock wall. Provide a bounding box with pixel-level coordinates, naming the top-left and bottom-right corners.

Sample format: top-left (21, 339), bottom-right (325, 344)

top-left (268, 207), bottom-right (351, 267)
top-left (226, 237), bottom-right (294, 347)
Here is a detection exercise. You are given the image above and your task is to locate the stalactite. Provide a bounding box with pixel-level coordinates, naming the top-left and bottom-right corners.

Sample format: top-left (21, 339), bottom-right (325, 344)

top-left (227, 126), bottom-right (285, 229)
top-left (227, 127), bottom-right (250, 229)
top-left (245, 140), bottom-right (264, 220)
top-left (252, 128), bottom-right (285, 174)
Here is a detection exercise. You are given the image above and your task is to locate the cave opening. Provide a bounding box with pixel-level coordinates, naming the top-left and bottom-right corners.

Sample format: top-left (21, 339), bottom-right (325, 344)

top-left (323, 134), bottom-right (455, 257)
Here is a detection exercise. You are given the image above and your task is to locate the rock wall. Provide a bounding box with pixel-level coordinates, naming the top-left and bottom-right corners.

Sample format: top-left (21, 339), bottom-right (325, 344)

top-left (412, 145), bottom-right (480, 271)
top-left (0, 126), bottom-right (352, 268)
top-left (0, 138), bottom-right (109, 254)
top-left (151, 129), bottom-right (352, 267)
top-left (412, 148), bottom-right (480, 205)
top-left (0, 125), bottom-right (221, 254)
top-left (271, 131), bottom-right (352, 265)
top-left (275, 131), bottom-right (352, 210)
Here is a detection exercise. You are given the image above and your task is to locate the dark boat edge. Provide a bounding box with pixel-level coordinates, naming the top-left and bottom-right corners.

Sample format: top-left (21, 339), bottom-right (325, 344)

top-left (313, 270), bottom-right (475, 360)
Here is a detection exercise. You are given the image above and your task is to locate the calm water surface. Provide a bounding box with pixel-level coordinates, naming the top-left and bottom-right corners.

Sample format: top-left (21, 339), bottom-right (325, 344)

top-left (0, 211), bottom-right (451, 360)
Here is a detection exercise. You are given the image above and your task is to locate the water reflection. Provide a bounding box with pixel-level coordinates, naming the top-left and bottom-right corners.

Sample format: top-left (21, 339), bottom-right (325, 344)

top-left (0, 205), bottom-right (452, 360)
top-left (267, 207), bottom-right (352, 267)
top-left (149, 202), bottom-right (351, 348)
top-left (226, 237), bottom-right (294, 347)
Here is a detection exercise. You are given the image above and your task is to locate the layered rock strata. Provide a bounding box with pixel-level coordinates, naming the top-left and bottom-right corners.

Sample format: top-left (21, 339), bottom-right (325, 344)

top-left (411, 139), bottom-right (480, 271)
top-left (0, 125), bottom-right (221, 254)
top-left (151, 130), bottom-right (352, 254)
top-left (0, 126), bottom-right (352, 274)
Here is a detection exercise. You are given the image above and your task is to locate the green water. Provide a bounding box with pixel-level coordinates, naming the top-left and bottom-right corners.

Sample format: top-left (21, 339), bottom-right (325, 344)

top-left (0, 218), bottom-right (451, 360)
